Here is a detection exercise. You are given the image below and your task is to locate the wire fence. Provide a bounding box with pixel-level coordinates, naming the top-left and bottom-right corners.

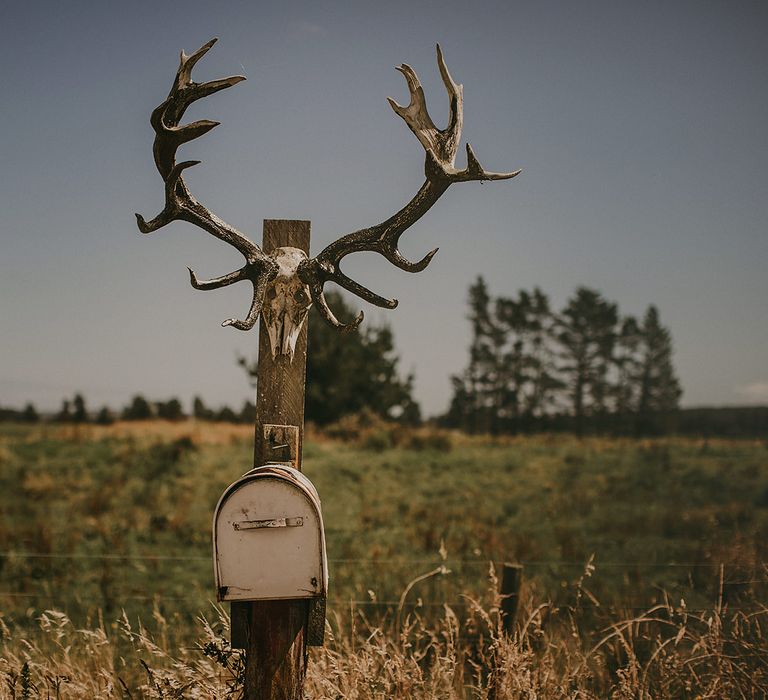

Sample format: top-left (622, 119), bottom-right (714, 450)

top-left (2, 551), bottom-right (759, 568)
top-left (0, 591), bottom-right (760, 614)
top-left (3, 551), bottom-right (764, 615)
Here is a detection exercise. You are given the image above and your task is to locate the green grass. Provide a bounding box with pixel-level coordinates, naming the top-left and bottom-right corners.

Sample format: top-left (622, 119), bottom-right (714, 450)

top-left (1, 422), bottom-right (767, 640)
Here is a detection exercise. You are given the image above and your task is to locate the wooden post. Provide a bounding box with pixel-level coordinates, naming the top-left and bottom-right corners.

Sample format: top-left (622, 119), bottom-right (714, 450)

top-left (244, 219), bottom-right (311, 700)
top-left (500, 563), bottom-right (523, 635)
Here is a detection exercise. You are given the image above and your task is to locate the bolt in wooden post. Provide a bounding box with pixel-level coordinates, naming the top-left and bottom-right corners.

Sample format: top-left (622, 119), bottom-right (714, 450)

top-left (500, 562), bottom-right (523, 635)
top-left (243, 219), bottom-right (311, 700)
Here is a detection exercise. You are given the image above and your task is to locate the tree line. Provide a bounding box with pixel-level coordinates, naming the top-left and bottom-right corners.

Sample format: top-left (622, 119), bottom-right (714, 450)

top-left (1, 292), bottom-right (420, 428)
top-left (443, 279), bottom-right (682, 436)
top-left (0, 393), bottom-right (258, 425)
top-left (4, 282), bottom-right (765, 437)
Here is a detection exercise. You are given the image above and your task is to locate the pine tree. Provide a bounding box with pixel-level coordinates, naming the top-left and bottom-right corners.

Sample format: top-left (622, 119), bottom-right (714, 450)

top-left (192, 395), bottom-right (213, 421)
top-left (56, 399), bottom-right (72, 423)
top-left (95, 406), bottom-right (114, 425)
top-left (238, 291), bottom-right (420, 426)
top-left (72, 393), bottom-right (88, 423)
top-left (557, 287), bottom-right (619, 434)
top-left (156, 398), bottom-right (185, 421)
top-left (524, 288), bottom-right (563, 420)
top-left (305, 294), bottom-right (420, 425)
top-left (495, 287), bottom-right (561, 429)
top-left (122, 395), bottom-right (152, 420)
top-left (21, 403), bottom-right (39, 423)
top-left (635, 305), bottom-right (682, 433)
top-left (239, 400), bottom-right (256, 424)
top-left (447, 277), bottom-right (499, 433)
top-left (492, 292), bottom-right (524, 430)
top-left (448, 281), bottom-right (561, 434)
top-left (614, 316), bottom-right (641, 418)
top-left (215, 405), bottom-right (238, 423)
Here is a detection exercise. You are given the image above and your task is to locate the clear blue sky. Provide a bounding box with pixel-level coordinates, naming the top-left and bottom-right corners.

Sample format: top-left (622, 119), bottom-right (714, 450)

top-left (1, 0), bottom-right (766, 416)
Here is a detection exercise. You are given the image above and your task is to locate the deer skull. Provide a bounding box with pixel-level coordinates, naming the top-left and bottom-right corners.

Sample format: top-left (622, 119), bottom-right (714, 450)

top-left (262, 247), bottom-right (313, 360)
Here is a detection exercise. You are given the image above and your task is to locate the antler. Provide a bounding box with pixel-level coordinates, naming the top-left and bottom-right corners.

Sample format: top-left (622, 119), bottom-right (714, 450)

top-left (135, 38), bottom-right (278, 331)
top-left (299, 44), bottom-right (520, 331)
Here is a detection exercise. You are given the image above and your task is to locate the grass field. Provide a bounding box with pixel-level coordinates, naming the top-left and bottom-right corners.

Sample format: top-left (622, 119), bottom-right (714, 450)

top-left (1, 421), bottom-right (767, 696)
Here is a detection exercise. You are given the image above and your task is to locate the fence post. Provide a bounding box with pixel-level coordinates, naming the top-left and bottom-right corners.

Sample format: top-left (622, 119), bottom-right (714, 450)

top-left (500, 563), bottom-right (523, 635)
top-left (243, 219), bottom-right (311, 700)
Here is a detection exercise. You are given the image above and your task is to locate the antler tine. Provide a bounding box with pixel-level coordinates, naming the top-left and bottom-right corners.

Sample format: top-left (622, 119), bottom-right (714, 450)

top-left (135, 38), bottom-right (277, 332)
top-left (309, 281), bottom-right (365, 333)
top-left (135, 160), bottom-right (199, 233)
top-left (386, 44), bottom-right (463, 167)
top-left (221, 269), bottom-right (274, 331)
top-left (458, 143), bottom-right (522, 181)
top-left (177, 38), bottom-right (218, 89)
top-left (301, 45), bottom-right (520, 332)
top-left (188, 266), bottom-right (247, 291)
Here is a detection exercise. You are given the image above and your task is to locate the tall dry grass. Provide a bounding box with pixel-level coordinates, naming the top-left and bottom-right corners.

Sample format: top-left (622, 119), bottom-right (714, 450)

top-left (2, 566), bottom-right (766, 699)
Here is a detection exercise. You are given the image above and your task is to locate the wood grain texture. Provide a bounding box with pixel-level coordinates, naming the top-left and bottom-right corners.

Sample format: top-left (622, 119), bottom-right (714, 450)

top-left (246, 598), bottom-right (309, 700)
top-left (253, 220), bottom-right (310, 469)
top-left (244, 220), bottom-right (310, 700)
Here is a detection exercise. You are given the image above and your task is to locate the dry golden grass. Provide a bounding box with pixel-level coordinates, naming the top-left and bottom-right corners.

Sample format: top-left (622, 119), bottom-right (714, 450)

top-left (4, 416), bottom-right (759, 453)
top-left (3, 422), bottom-right (767, 696)
top-left (2, 569), bottom-right (766, 699)
top-left (50, 420), bottom-right (253, 447)
top-left (0, 420), bottom-right (253, 451)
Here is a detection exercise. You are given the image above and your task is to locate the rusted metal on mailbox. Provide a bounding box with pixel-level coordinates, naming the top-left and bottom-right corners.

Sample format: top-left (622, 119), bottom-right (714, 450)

top-left (213, 465), bottom-right (328, 603)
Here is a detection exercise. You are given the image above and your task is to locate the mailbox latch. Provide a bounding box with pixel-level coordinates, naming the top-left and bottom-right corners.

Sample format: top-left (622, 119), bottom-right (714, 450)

top-left (233, 517), bottom-right (304, 531)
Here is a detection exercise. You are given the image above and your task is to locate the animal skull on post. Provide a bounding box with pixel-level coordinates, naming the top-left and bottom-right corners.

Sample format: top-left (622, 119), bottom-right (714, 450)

top-left (262, 247), bottom-right (312, 360)
top-left (136, 39), bottom-right (520, 359)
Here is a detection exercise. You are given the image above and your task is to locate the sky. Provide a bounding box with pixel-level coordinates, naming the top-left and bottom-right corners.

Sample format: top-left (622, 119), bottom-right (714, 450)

top-left (1, 0), bottom-right (766, 418)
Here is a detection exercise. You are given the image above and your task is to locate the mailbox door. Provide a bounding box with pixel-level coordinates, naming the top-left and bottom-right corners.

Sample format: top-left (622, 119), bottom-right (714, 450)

top-left (215, 476), bottom-right (324, 601)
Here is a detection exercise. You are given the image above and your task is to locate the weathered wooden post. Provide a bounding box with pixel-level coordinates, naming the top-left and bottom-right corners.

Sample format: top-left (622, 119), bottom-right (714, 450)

top-left (135, 37), bottom-right (519, 700)
top-left (500, 562), bottom-right (523, 635)
top-left (243, 219), bottom-right (311, 697)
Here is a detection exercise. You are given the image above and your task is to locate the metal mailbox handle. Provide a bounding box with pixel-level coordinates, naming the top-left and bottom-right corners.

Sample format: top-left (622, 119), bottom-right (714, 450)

top-left (233, 517), bottom-right (304, 531)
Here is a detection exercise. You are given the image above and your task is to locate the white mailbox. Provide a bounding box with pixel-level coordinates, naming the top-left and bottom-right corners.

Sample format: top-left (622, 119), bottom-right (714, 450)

top-left (213, 465), bottom-right (328, 603)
